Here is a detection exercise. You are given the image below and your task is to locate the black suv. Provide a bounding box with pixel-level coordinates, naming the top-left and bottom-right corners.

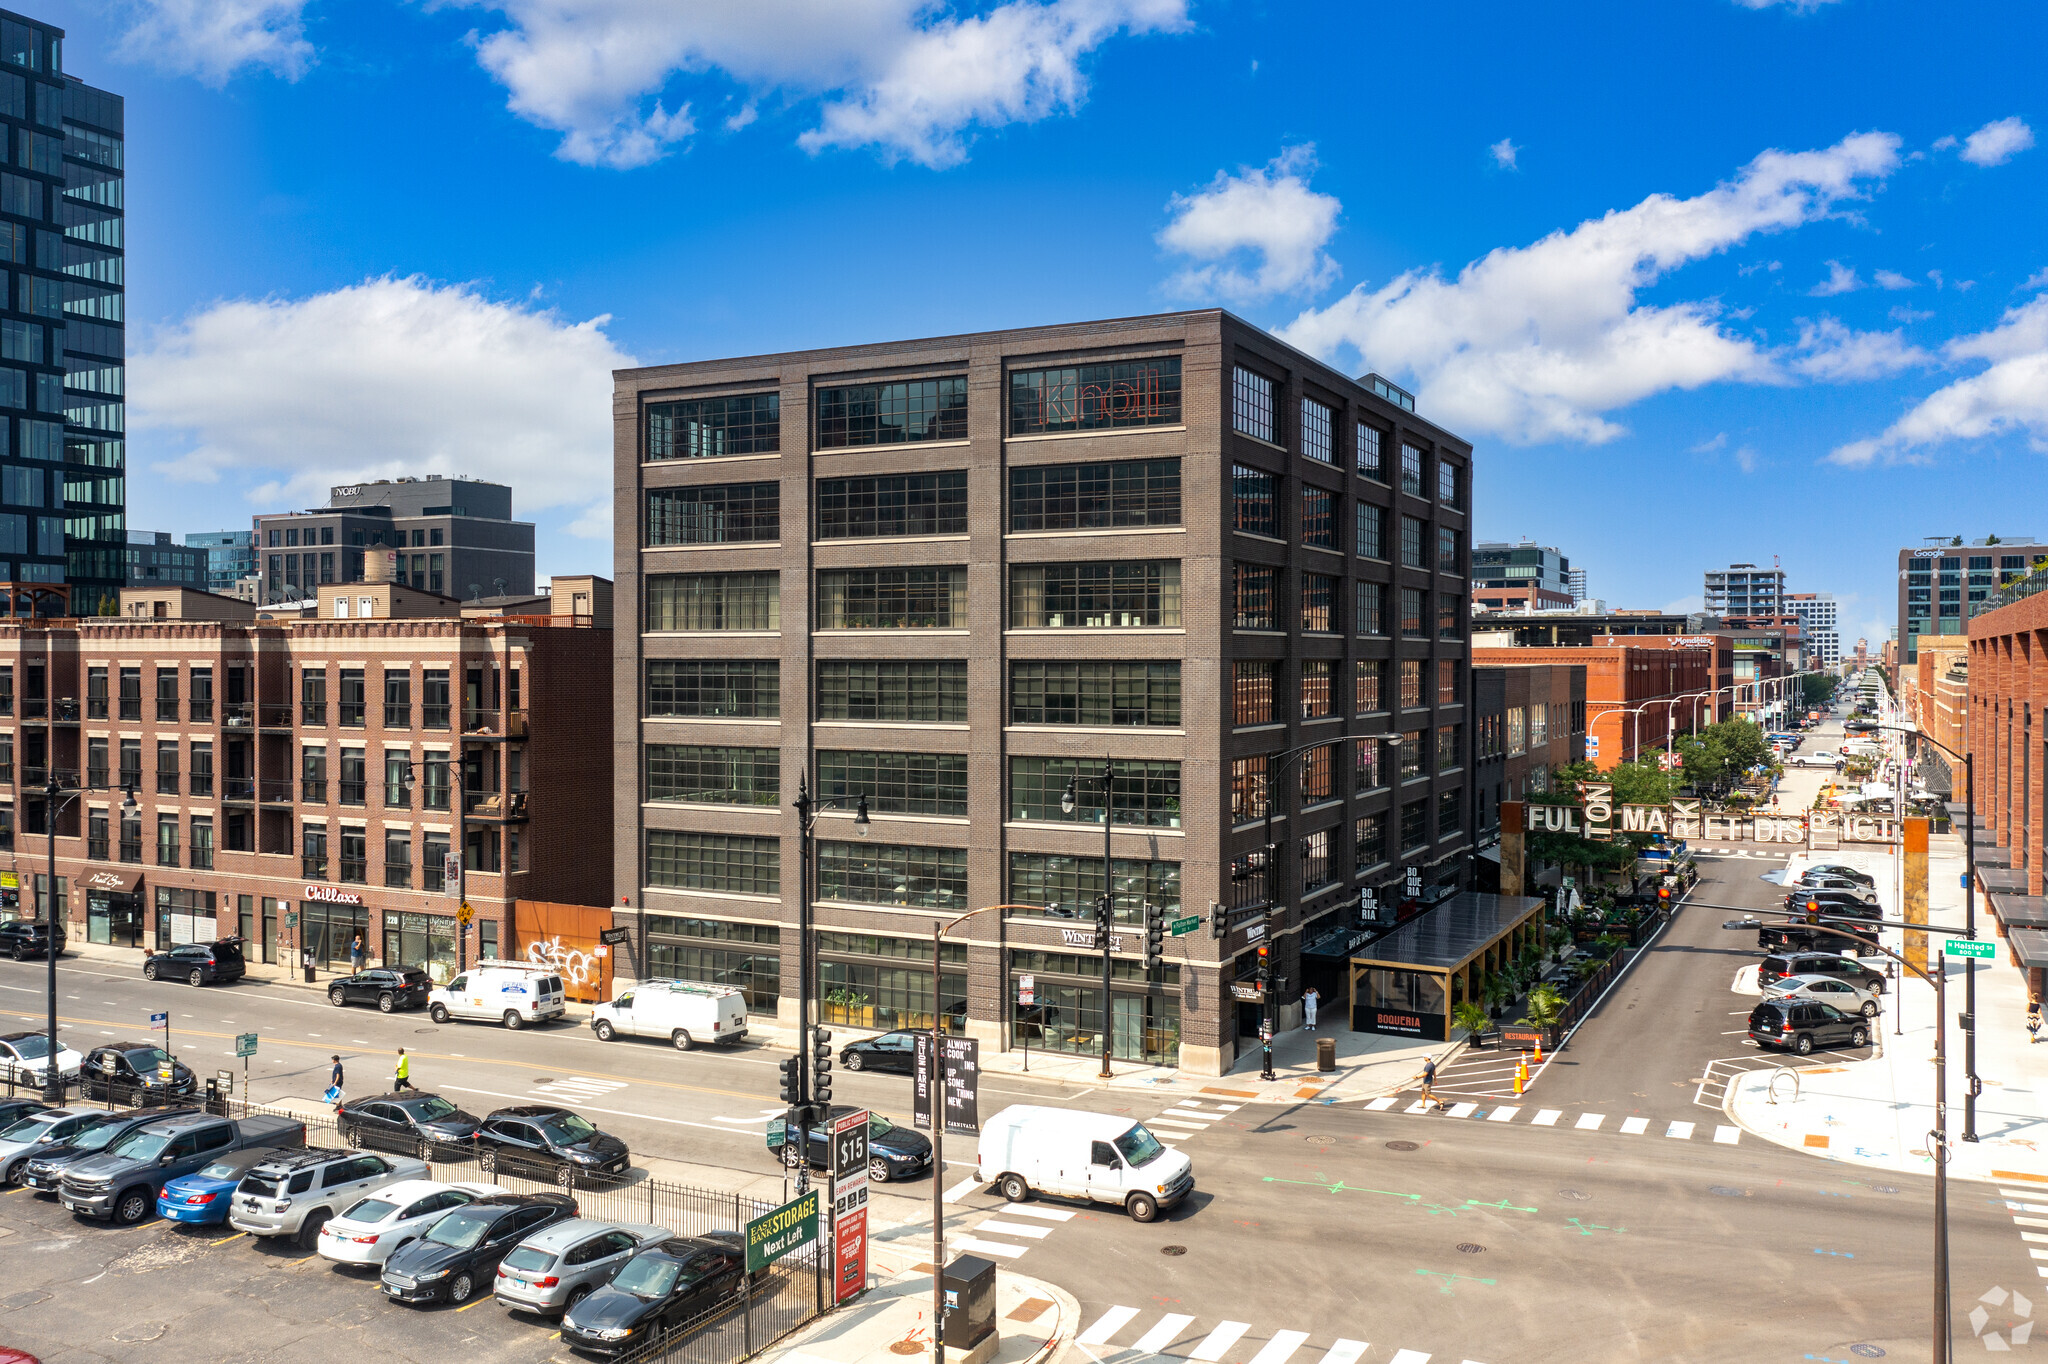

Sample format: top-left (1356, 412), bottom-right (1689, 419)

top-left (0, 919), bottom-right (64, 960)
top-left (327, 967), bottom-right (432, 1013)
top-left (1784, 889), bottom-right (1877, 916)
top-left (1758, 951), bottom-right (1886, 993)
top-left (17, 1106), bottom-right (199, 1192)
top-left (1749, 997), bottom-right (1869, 1054)
top-left (142, 939), bottom-right (246, 987)
top-left (338, 1091), bottom-right (484, 1159)
top-left (561, 1232), bottom-right (753, 1358)
top-left (381, 1192), bottom-right (579, 1306)
top-left (476, 1106), bottom-right (630, 1181)
top-left (80, 1042), bottom-right (198, 1101)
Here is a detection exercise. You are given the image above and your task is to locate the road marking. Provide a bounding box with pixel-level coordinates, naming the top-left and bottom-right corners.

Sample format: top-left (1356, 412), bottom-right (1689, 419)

top-left (1387, 1351), bottom-right (1432, 1364)
top-left (999, 1206), bottom-right (1075, 1222)
top-left (1532, 1110), bottom-right (1562, 1126)
top-left (1078, 1305), bottom-right (1139, 1344)
top-left (1315, 1343), bottom-right (1368, 1364)
top-left (1132, 1313), bottom-right (1196, 1353)
top-left (1366, 1097), bottom-right (1398, 1111)
top-left (2020, 1232), bottom-right (2048, 1243)
top-left (1188, 1320), bottom-right (1251, 1361)
top-left (2006, 1201), bottom-right (2048, 1215)
top-left (2016, 1216), bottom-right (2048, 1228)
top-left (1404, 1100), bottom-right (1434, 1114)
top-left (973, 1219), bottom-right (1051, 1239)
top-left (1575, 1113), bottom-right (1606, 1131)
top-left (1487, 1106), bottom-right (1520, 1122)
top-left (943, 1177), bottom-right (981, 1203)
top-left (1247, 1330), bottom-right (1312, 1364)
top-left (2031, 1249), bottom-right (2048, 1261)
top-left (1667, 1121), bottom-right (1696, 1140)
top-left (2002, 1188), bottom-right (2047, 1198)
top-left (1714, 1126), bottom-right (1742, 1145)
top-left (1147, 1117), bottom-right (1209, 1131)
top-left (1619, 1117), bottom-right (1649, 1135)
top-left (455, 1294), bottom-right (495, 1311)
top-left (952, 1235), bottom-right (1024, 1259)
top-left (1447, 1103), bottom-right (1479, 1118)
top-left (210, 1231), bottom-right (247, 1245)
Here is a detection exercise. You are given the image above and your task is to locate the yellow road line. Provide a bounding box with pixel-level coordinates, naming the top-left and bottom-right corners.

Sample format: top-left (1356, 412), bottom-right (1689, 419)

top-left (455, 1294), bottom-right (496, 1312)
top-left (211, 1230), bottom-right (248, 1246)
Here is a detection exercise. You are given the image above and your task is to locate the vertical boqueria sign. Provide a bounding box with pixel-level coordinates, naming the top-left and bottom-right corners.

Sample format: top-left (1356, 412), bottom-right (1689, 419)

top-left (830, 1108), bottom-right (870, 1304)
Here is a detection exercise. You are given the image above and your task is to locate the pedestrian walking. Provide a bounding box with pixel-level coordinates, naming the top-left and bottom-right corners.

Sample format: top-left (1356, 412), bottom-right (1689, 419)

top-left (1420, 1054), bottom-right (1444, 1111)
top-left (393, 1047), bottom-right (414, 1091)
top-left (1303, 986), bottom-right (1320, 1033)
top-left (350, 932), bottom-right (366, 973)
top-left (2029, 1001), bottom-right (2042, 1045)
top-left (327, 1054), bottom-right (344, 1113)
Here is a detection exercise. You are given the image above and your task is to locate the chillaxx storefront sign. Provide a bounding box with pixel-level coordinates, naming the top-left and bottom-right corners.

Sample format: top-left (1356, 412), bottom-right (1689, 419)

top-left (1528, 784), bottom-right (1897, 844)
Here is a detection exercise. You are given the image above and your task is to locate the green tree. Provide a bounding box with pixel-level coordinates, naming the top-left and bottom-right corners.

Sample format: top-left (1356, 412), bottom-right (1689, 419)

top-left (1453, 1001), bottom-right (1491, 1045)
top-left (1520, 984), bottom-right (1567, 1030)
top-left (1801, 674), bottom-right (1836, 708)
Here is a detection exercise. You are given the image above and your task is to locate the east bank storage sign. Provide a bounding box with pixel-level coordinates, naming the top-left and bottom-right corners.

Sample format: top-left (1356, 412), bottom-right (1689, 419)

top-left (1529, 782), bottom-right (1899, 845)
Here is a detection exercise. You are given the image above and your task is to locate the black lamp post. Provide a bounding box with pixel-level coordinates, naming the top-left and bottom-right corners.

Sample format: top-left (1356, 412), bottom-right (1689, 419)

top-left (400, 756), bottom-right (472, 973)
top-left (790, 775), bottom-right (869, 1185)
top-left (1061, 761), bottom-right (1118, 1080)
top-left (41, 773), bottom-right (136, 1101)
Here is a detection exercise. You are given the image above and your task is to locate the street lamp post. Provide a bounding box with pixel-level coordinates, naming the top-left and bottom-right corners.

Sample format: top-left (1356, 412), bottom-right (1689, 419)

top-left (1061, 761), bottom-right (1118, 1080)
top-left (400, 756), bottom-right (471, 973)
top-left (790, 775), bottom-right (869, 1187)
top-left (40, 774), bottom-right (136, 1101)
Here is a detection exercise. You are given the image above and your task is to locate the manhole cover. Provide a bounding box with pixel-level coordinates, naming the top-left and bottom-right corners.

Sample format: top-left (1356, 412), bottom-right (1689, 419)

top-left (1709, 1186), bottom-right (1750, 1198)
top-left (1160, 1245), bottom-right (1187, 1256)
top-left (1456, 1243), bottom-right (1484, 1254)
top-left (888, 1339), bottom-right (924, 1355)
top-left (1850, 1347), bottom-right (1886, 1358)
top-left (1385, 1140), bottom-right (1419, 1152)
top-left (110, 1323), bottom-right (168, 1343)
top-left (1304, 1135), bottom-right (1335, 1146)
top-left (1558, 1189), bottom-right (1592, 1201)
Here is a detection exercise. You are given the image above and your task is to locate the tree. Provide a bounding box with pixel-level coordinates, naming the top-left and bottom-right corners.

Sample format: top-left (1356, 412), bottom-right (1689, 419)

top-left (1801, 674), bottom-right (1836, 708)
top-left (1520, 984), bottom-right (1567, 1031)
top-left (1453, 1001), bottom-right (1490, 1046)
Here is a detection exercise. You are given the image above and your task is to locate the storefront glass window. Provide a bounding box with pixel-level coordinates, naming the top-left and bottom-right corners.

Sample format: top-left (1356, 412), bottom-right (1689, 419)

top-left (383, 910), bottom-right (457, 983)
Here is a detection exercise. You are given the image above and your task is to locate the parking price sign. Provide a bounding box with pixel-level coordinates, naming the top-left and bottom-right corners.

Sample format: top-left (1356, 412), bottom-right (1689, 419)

top-left (744, 1189), bottom-right (820, 1273)
top-left (830, 1109), bottom-right (870, 1304)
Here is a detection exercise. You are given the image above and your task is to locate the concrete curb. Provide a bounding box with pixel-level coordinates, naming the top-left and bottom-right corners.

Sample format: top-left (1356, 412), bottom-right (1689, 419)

top-left (1029, 1276), bottom-right (1084, 1364)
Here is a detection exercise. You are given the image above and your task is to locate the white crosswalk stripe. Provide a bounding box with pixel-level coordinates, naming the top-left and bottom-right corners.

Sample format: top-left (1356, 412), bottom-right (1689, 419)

top-left (1487, 1105), bottom-right (1520, 1122)
top-left (1317, 1342), bottom-right (1369, 1364)
top-left (974, 1218), bottom-right (1051, 1239)
top-left (1073, 1309), bottom-right (1478, 1364)
top-left (1667, 1121), bottom-right (1695, 1140)
top-left (943, 1176), bottom-right (981, 1203)
top-left (1079, 1306), bottom-right (1140, 1345)
top-left (1576, 1112), bottom-right (1607, 1131)
top-left (1714, 1125), bottom-right (1742, 1145)
top-left (1366, 1096), bottom-right (1398, 1111)
top-left (1189, 1320), bottom-right (1252, 1361)
top-left (998, 1205), bottom-right (1075, 1222)
top-left (1532, 1109), bottom-right (1562, 1126)
top-left (1447, 1102), bottom-right (1479, 1118)
top-left (1247, 1330), bottom-right (1312, 1364)
top-left (952, 1235), bottom-right (1024, 1259)
top-left (532, 1075), bottom-right (627, 1099)
top-left (1132, 1313), bottom-right (1197, 1353)
top-left (1619, 1117), bottom-right (1649, 1135)
top-left (1361, 1095), bottom-right (1744, 1143)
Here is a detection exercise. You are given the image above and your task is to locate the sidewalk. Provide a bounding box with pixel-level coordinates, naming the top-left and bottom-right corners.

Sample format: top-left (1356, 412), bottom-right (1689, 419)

top-left (1725, 839), bottom-right (2048, 1186)
top-left (762, 1265), bottom-right (1075, 1364)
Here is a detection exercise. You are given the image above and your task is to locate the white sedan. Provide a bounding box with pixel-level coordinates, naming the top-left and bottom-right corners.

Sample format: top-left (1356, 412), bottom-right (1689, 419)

top-left (316, 1179), bottom-right (508, 1267)
top-left (1785, 752), bottom-right (1842, 768)
top-left (1763, 973), bottom-right (1880, 1018)
top-left (0, 1030), bottom-right (83, 1083)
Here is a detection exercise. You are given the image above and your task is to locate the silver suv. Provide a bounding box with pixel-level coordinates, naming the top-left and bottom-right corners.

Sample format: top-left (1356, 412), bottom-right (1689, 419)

top-left (229, 1147), bottom-right (429, 1248)
top-left (494, 1218), bottom-right (670, 1317)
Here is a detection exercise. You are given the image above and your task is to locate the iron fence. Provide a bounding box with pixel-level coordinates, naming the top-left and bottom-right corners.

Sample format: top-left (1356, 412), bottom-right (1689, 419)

top-left (617, 1252), bottom-right (827, 1364)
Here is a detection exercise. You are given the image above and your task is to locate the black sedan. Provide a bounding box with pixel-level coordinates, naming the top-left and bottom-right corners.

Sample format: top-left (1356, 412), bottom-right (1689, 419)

top-left (381, 1192), bottom-right (578, 1306)
top-left (561, 1232), bottom-right (753, 1358)
top-left (141, 939), bottom-right (246, 987)
top-left (327, 967), bottom-right (433, 1013)
top-left (838, 1031), bottom-right (918, 1074)
top-left (17, 1106), bottom-right (198, 1191)
top-left (0, 1097), bottom-right (48, 1131)
top-left (764, 1106), bottom-right (931, 1183)
top-left (0, 919), bottom-right (63, 960)
top-left (475, 1106), bottom-right (631, 1181)
top-left (339, 1092), bottom-right (484, 1159)
top-left (80, 1043), bottom-right (196, 1101)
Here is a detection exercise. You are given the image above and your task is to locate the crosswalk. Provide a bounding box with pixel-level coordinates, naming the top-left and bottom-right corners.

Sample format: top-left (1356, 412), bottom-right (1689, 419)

top-left (935, 1176), bottom-right (1077, 1260)
top-left (1693, 848), bottom-right (1792, 860)
top-left (1363, 1095), bottom-right (1741, 1145)
top-left (1142, 1097), bottom-right (1241, 1140)
top-left (2000, 1186), bottom-right (2048, 1280)
top-left (1075, 1305), bottom-right (1489, 1364)
top-left (529, 1074), bottom-right (629, 1102)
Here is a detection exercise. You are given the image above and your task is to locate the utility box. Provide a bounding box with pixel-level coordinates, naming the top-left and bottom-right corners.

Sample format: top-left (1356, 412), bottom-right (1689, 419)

top-left (1317, 1037), bottom-right (1336, 1072)
top-left (941, 1253), bottom-right (998, 1353)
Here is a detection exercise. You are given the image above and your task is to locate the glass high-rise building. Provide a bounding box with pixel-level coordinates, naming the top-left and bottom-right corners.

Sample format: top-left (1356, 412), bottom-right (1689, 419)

top-left (0, 10), bottom-right (124, 613)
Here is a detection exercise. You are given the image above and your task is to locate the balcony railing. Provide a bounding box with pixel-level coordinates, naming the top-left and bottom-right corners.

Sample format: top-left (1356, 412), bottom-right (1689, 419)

top-left (302, 778), bottom-right (328, 803)
top-left (86, 698), bottom-right (106, 720)
top-left (86, 766), bottom-right (107, 790)
top-left (0, 693), bottom-right (11, 716)
top-left (87, 836), bottom-right (108, 860)
top-left (157, 774), bottom-right (179, 796)
top-left (224, 778), bottom-right (256, 801)
top-left (339, 780), bottom-right (366, 806)
top-left (259, 702), bottom-right (293, 729)
top-left (302, 854), bottom-right (327, 880)
top-left (21, 698), bottom-right (44, 719)
top-left (423, 703), bottom-right (451, 730)
top-left (118, 699), bottom-right (140, 721)
top-left (384, 786), bottom-right (411, 809)
top-left (301, 702), bottom-right (327, 726)
top-left (259, 779), bottom-right (294, 803)
top-left (424, 862), bottom-right (446, 892)
top-left (156, 699), bottom-right (179, 722)
top-left (119, 840), bottom-right (143, 863)
top-left (465, 791), bottom-right (530, 821)
top-left (191, 843), bottom-right (213, 871)
top-left (189, 699), bottom-right (213, 722)
top-left (338, 703), bottom-right (364, 728)
top-left (225, 704), bottom-right (254, 730)
top-left (190, 772), bottom-right (214, 797)
top-left (50, 699), bottom-right (77, 721)
top-left (462, 709), bottom-right (528, 739)
top-left (384, 705), bottom-right (411, 729)
top-left (384, 862), bottom-right (412, 889)
top-left (157, 844), bottom-right (179, 867)
top-left (119, 768), bottom-right (143, 792)
top-left (339, 857), bottom-right (367, 884)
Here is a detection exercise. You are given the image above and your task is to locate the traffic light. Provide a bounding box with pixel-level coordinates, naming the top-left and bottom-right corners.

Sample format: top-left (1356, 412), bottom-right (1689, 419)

top-left (1145, 902), bottom-right (1165, 971)
top-left (1657, 886), bottom-right (1671, 907)
top-left (1211, 905), bottom-right (1225, 939)
top-left (812, 1030), bottom-right (834, 1106)
top-left (778, 1054), bottom-right (803, 1106)
top-left (1095, 894), bottom-right (1114, 938)
top-left (1256, 942), bottom-right (1271, 985)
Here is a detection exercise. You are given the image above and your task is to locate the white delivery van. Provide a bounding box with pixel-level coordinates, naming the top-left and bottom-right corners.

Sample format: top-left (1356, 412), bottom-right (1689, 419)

top-left (589, 979), bottom-right (748, 1050)
top-left (975, 1104), bottom-right (1194, 1223)
top-left (1841, 740), bottom-right (1881, 759)
top-left (427, 960), bottom-right (567, 1029)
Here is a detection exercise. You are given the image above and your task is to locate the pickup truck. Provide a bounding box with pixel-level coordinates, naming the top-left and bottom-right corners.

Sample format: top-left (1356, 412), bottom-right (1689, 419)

top-left (57, 1111), bottom-right (306, 1225)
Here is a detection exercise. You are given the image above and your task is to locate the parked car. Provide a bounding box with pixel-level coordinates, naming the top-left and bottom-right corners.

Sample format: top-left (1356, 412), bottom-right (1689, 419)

top-left (79, 1042), bottom-right (197, 1101)
top-left (765, 1105), bottom-right (932, 1183)
top-left (327, 967), bottom-right (433, 1013)
top-left (1784, 752), bottom-right (1836, 768)
top-left (1792, 872), bottom-right (1876, 897)
top-left (1764, 972), bottom-right (1882, 1019)
top-left (316, 1178), bottom-right (508, 1268)
top-left (494, 1217), bottom-right (671, 1317)
top-left (475, 1106), bottom-right (631, 1181)
top-left (60, 1111), bottom-right (305, 1225)
top-left (156, 1145), bottom-right (299, 1226)
top-left (427, 961), bottom-right (567, 1029)
top-left (141, 939), bottom-right (246, 987)
top-left (0, 1031), bottom-right (82, 1085)
top-left (1784, 890), bottom-right (1879, 918)
top-left (0, 1097), bottom-right (47, 1131)
top-left (559, 1232), bottom-right (755, 1359)
top-left (1757, 951), bottom-right (1886, 993)
top-left (1805, 862), bottom-right (1876, 887)
top-left (838, 1031), bottom-right (919, 1074)
top-left (17, 1107), bottom-right (200, 1193)
top-left (589, 980), bottom-right (747, 1049)
top-left (1748, 997), bottom-right (1870, 1054)
top-left (0, 1108), bottom-right (110, 1184)
top-left (228, 1147), bottom-right (431, 1248)
top-left (380, 1191), bottom-right (579, 1306)
top-left (975, 1105), bottom-right (1193, 1222)
top-left (337, 1091), bottom-right (485, 1160)
top-left (0, 919), bottom-right (64, 960)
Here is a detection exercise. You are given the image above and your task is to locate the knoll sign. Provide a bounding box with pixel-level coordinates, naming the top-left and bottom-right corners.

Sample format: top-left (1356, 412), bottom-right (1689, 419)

top-left (1530, 783), bottom-right (1898, 845)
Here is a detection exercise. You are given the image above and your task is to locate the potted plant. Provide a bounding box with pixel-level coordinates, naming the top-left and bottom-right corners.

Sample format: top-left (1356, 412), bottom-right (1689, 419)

top-left (1483, 973), bottom-right (1514, 1021)
top-left (1519, 983), bottom-right (1567, 1043)
top-left (1453, 1001), bottom-right (1491, 1048)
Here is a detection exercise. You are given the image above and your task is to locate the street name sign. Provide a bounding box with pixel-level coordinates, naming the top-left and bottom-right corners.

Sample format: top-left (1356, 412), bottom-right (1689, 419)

top-left (235, 1033), bottom-right (258, 1058)
top-left (1946, 939), bottom-right (1995, 960)
top-left (1169, 915), bottom-right (1201, 937)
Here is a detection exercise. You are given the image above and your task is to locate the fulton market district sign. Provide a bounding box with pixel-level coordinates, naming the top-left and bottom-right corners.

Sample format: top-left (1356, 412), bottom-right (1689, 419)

top-left (1528, 783), bottom-right (1900, 845)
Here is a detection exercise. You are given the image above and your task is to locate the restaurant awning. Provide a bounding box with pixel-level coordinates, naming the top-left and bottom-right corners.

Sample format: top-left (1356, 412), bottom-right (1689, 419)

top-left (1350, 892), bottom-right (1547, 976)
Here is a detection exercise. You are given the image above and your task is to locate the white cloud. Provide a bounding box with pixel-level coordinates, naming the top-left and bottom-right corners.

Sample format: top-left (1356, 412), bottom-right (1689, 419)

top-left (1159, 145), bottom-right (1342, 303)
top-left (131, 277), bottom-right (633, 533)
top-left (1734, 445), bottom-right (1760, 473)
top-left (1873, 269), bottom-right (1916, 290)
top-left (117, 0), bottom-right (313, 84)
top-left (1279, 131), bottom-right (1902, 445)
top-left (461, 0), bottom-right (1187, 169)
top-left (1731, 0), bottom-right (1844, 10)
top-left (1490, 138), bottom-right (1520, 170)
top-left (1690, 432), bottom-right (1729, 453)
top-left (1829, 293), bottom-right (2048, 465)
top-left (2021, 267), bottom-right (2048, 292)
top-left (1810, 260), bottom-right (1863, 296)
top-left (1958, 116), bottom-right (2036, 167)
top-left (1890, 305), bottom-right (1934, 322)
top-left (1787, 316), bottom-right (1932, 381)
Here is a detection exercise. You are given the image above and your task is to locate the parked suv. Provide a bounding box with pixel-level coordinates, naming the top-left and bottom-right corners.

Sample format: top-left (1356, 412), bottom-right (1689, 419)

top-left (1748, 997), bottom-right (1869, 1054)
top-left (328, 968), bottom-right (432, 1013)
top-left (80, 1042), bottom-right (197, 1101)
top-left (141, 939), bottom-right (246, 987)
top-left (337, 1091), bottom-right (484, 1160)
top-left (0, 919), bottom-right (64, 960)
top-left (228, 1147), bottom-right (429, 1248)
top-left (494, 1217), bottom-right (671, 1317)
top-left (0, 1108), bottom-right (117, 1184)
top-left (58, 1111), bottom-right (305, 1224)
top-left (475, 1106), bottom-right (630, 1181)
top-left (1805, 863), bottom-right (1876, 888)
top-left (380, 1192), bottom-right (579, 1306)
top-left (17, 1107), bottom-right (200, 1193)
top-left (1758, 951), bottom-right (1886, 993)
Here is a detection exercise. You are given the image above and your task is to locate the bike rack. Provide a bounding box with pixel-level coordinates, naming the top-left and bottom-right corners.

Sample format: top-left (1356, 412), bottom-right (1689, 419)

top-left (1767, 1067), bottom-right (1802, 1106)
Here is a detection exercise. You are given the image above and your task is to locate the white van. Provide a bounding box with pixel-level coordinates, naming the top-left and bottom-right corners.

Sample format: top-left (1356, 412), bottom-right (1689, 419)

top-left (589, 980), bottom-right (748, 1050)
top-left (975, 1104), bottom-right (1194, 1223)
top-left (1841, 740), bottom-right (1881, 759)
top-left (427, 960), bottom-right (567, 1029)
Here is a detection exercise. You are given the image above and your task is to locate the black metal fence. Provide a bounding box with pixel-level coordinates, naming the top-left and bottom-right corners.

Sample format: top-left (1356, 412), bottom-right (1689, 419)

top-left (617, 1251), bottom-right (827, 1364)
top-left (1, 1065), bottom-right (200, 1111)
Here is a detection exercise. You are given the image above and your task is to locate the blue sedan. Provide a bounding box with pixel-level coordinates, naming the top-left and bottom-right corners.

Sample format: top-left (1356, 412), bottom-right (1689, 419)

top-left (157, 1146), bottom-right (291, 1225)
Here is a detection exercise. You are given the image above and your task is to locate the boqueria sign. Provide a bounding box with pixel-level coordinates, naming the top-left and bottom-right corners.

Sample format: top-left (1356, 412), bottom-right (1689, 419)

top-left (1525, 784), bottom-right (1898, 845)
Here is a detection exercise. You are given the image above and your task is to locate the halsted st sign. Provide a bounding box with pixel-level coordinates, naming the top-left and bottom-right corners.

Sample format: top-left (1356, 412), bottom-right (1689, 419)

top-left (1529, 790), bottom-right (1898, 845)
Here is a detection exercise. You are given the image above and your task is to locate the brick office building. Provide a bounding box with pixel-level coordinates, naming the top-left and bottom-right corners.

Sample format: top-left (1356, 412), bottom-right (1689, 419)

top-left (1472, 644), bottom-right (1708, 769)
top-left (612, 311), bottom-right (1476, 1076)
top-left (1969, 592), bottom-right (2048, 894)
top-left (0, 582), bottom-right (609, 980)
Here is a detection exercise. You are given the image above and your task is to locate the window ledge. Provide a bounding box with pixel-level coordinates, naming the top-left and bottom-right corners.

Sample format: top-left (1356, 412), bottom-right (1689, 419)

top-left (813, 720), bottom-right (969, 731)
top-left (1300, 799), bottom-right (1344, 815)
top-left (815, 438), bottom-right (971, 454)
top-left (1234, 722), bottom-right (1285, 734)
top-left (642, 453), bottom-right (782, 468)
top-left (853, 812), bottom-right (969, 826)
top-left (1006, 725), bottom-right (1186, 737)
top-left (641, 800), bottom-right (778, 815)
top-left (1007, 526), bottom-right (1184, 539)
top-left (1003, 820), bottom-right (1184, 837)
top-left (644, 716), bottom-right (781, 726)
top-left (1233, 431), bottom-right (1289, 454)
top-left (814, 629), bottom-right (970, 637)
top-left (644, 542), bottom-right (781, 553)
top-left (1233, 531), bottom-right (1287, 546)
top-left (1005, 426), bottom-right (1187, 444)
top-left (1303, 543), bottom-right (1344, 558)
top-left (644, 631), bottom-right (782, 638)
top-left (814, 535), bottom-right (969, 547)
top-left (640, 886), bottom-right (782, 905)
top-left (1006, 628), bottom-right (1185, 636)
top-left (1301, 715), bottom-right (1342, 726)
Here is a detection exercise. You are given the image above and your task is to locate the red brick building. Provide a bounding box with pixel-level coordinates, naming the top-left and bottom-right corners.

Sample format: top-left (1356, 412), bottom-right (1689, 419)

top-left (0, 581), bottom-right (610, 981)
top-left (1473, 643), bottom-right (1711, 770)
top-left (1970, 592), bottom-right (2047, 893)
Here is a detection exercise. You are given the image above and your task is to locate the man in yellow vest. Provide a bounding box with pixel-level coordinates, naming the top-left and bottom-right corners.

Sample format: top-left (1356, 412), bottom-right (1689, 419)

top-left (393, 1047), bottom-right (414, 1092)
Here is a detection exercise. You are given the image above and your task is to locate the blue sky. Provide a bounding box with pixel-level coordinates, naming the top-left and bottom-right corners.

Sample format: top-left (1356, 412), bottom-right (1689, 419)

top-left (43, 0), bottom-right (2048, 641)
